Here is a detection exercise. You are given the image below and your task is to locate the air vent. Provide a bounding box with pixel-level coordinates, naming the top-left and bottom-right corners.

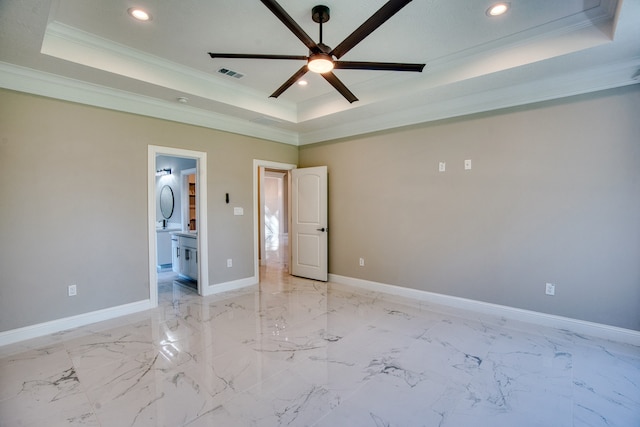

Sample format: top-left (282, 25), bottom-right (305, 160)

top-left (218, 68), bottom-right (245, 79)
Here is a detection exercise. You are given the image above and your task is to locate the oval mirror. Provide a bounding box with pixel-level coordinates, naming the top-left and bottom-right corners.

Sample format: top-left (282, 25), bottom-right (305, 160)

top-left (159, 185), bottom-right (174, 219)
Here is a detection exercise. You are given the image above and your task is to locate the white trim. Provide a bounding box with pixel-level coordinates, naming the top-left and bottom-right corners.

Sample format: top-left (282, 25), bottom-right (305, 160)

top-left (3, 58), bottom-right (639, 148)
top-left (149, 146), bottom-right (209, 300)
top-left (259, 166), bottom-right (266, 267)
top-left (42, 21), bottom-right (297, 122)
top-left (148, 148), bottom-right (159, 307)
top-left (0, 300), bottom-right (153, 347)
top-left (252, 160), bottom-right (297, 282)
top-left (297, 59), bottom-right (640, 145)
top-left (0, 62), bottom-right (299, 146)
top-left (329, 274), bottom-right (640, 346)
top-left (202, 276), bottom-right (258, 296)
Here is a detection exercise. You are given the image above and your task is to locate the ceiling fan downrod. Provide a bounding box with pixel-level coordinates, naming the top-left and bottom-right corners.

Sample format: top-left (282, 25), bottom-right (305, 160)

top-left (312, 5), bottom-right (330, 46)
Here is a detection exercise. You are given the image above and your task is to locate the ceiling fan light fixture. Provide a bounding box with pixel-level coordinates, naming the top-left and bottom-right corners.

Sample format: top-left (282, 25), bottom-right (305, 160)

top-left (487, 3), bottom-right (510, 17)
top-left (308, 53), bottom-right (334, 74)
top-left (128, 7), bottom-right (152, 22)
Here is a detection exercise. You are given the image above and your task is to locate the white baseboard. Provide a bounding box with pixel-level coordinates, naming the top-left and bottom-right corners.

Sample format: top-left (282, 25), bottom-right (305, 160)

top-left (0, 299), bottom-right (155, 347)
top-left (4, 275), bottom-right (637, 348)
top-left (329, 274), bottom-right (640, 346)
top-left (201, 276), bottom-right (258, 296)
top-left (0, 276), bottom-right (258, 347)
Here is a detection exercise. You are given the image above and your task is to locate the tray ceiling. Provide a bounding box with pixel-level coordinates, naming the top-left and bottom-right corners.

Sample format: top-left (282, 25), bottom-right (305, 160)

top-left (0, 0), bottom-right (638, 145)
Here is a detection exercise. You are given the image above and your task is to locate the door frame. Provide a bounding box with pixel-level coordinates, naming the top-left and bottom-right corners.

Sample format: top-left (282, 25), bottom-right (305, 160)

top-left (148, 146), bottom-right (209, 305)
top-left (262, 170), bottom-right (286, 267)
top-left (253, 159), bottom-right (296, 280)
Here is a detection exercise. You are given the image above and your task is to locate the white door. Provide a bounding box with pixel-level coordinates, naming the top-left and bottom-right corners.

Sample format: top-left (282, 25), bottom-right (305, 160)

top-left (291, 166), bottom-right (328, 281)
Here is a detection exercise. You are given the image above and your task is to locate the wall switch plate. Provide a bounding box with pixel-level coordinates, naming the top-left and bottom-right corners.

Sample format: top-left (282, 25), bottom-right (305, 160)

top-left (233, 207), bottom-right (243, 216)
top-left (465, 159), bottom-right (472, 170)
top-left (439, 162), bottom-right (446, 172)
top-left (359, 257), bottom-right (365, 267)
top-left (227, 258), bottom-right (233, 268)
top-left (545, 283), bottom-right (555, 296)
top-left (68, 284), bottom-right (77, 296)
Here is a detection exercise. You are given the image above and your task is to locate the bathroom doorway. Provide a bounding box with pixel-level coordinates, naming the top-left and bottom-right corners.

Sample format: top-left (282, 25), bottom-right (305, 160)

top-left (155, 158), bottom-right (197, 296)
top-left (148, 146), bottom-right (209, 307)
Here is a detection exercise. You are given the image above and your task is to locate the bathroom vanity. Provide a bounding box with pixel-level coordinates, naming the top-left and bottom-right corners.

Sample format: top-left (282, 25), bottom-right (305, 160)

top-left (156, 226), bottom-right (180, 270)
top-left (171, 232), bottom-right (198, 281)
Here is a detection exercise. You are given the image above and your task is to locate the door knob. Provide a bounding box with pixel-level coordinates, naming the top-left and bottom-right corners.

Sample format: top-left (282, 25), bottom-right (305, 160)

top-left (316, 227), bottom-right (327, 232)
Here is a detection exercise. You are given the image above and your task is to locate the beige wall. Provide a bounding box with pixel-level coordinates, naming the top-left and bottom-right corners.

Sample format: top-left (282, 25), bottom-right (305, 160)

top-left (1, 85), bottom-right (639, 334)
top-left (299, 86), bottom-right (640, 330)
top-left (0, 89), bottom-right (298, 332)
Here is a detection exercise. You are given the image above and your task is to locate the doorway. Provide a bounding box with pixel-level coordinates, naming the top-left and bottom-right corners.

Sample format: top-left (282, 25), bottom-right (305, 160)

top-left (253, 160), bottom-right (296, 281)
top-left (263, 169), bottom-right (289, 271)
top-left (148, 146), bottom-right (209, 306)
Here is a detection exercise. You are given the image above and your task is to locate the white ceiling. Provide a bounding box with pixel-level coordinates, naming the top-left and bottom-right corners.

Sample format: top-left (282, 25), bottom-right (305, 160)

top-left (1, 0), bottom-right (639, 145)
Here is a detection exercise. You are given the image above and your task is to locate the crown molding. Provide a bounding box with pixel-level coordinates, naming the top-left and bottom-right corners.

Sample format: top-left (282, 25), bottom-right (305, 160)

top-left (0, 62), bottom-right (299, 145)
top-left (42, 21), bottom-right (298, 123)
top-left (298, 57), bottom-right (640, 145)
top-left (1, 47), bottom-right (638, 148)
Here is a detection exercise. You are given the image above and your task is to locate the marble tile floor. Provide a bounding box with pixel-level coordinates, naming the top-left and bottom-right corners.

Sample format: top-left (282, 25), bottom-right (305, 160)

top-left (1, 269), bottom-right (639, 427)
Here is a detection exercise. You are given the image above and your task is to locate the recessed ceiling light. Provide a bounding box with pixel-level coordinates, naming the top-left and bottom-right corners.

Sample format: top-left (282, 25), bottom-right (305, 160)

top-left (487, 2), bottom-right (510, 17)
top-left (128, 7), bottom-right (152, 21)
top-left (298, 80), bottom-right (308, 86)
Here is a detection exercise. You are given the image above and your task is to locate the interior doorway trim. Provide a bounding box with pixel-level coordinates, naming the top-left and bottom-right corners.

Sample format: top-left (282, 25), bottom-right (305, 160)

top-left (253, 159), bottom-right (296, 281)
top-left (262, 170), bottom-right (286, 267)
top-left (148, 145), bottom-right (209, 305)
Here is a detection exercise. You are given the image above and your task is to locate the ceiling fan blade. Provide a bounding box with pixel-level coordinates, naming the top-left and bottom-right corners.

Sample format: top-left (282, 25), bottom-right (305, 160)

top-left (334, 61), bottom-right (425, 72)
top-left (322, 72), bottom-right (358, 103)
top-left (260, 0), bottom-right (320, 53)
top-left (270, 65), bottom-right (309, 98)
top-left (331, 0), bottom-right (412, 59)
top-left (209, 53), bottom-right (308, 61)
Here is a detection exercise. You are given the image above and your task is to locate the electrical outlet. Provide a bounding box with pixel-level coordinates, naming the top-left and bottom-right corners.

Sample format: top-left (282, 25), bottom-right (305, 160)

top-left (545, 283), bottom-right (555, 296)
top-left (359, 257), bottom-right (365, 267)
top-left (227, 258), bottom-right (233, 268)
top-left (438, 162), bottom-right (446, 172)
top-left (464, 159), bottom-right (472, 170)
top-left (68, 284), bottom-right (77, 297)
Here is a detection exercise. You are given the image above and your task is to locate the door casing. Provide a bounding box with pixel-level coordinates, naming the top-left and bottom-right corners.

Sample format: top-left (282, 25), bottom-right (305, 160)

top-left (148, 145), bottom-right (209, 304)
top-left (253, 159), bottom-right (296, 280)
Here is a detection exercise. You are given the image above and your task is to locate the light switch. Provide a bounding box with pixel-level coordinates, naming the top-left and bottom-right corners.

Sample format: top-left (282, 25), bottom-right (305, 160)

top-left (465, 159), bottom-right (472, 170)
top-left (233, 207), bottom-right (244, 216)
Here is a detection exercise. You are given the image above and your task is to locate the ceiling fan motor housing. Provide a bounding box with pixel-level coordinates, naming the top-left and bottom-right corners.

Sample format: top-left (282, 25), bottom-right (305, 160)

top-left (312, 5), bottom-right (330, 23)
top-left (316, 43), bottom-right (331, 54)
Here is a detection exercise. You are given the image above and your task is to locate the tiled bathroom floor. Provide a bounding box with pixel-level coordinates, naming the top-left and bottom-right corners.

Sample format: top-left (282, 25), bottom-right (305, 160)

top-left (1, 268), bottom-right (639, 426)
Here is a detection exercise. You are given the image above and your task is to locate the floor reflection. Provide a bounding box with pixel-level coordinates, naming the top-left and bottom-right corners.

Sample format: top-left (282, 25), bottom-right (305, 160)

top-left (1, 267), bottom-right (638, 426)
top-left (265, 232), bottom-right (289, 273)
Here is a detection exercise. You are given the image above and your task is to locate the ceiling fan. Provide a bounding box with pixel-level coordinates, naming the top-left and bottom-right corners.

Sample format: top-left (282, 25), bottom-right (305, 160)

top-left (208, 0), bottom-right (425, 103)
